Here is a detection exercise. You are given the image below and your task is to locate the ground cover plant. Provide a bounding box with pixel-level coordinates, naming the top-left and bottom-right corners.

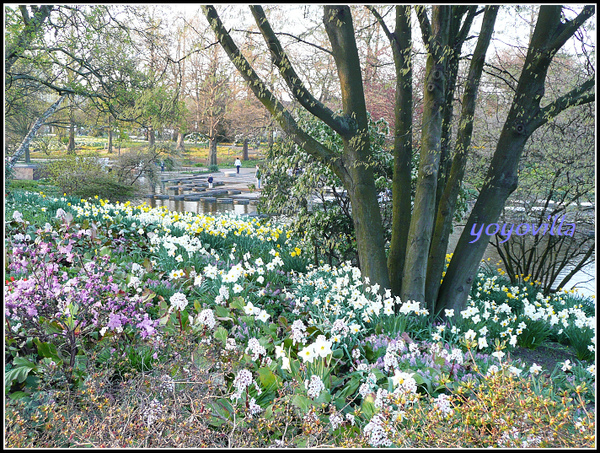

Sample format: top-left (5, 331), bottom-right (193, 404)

top-left (4, 190), bottom-right (596, 448)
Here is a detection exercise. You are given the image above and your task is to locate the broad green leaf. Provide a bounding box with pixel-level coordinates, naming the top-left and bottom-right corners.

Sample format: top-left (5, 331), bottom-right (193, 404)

top-left (213, 326), bottom-right (228, 346)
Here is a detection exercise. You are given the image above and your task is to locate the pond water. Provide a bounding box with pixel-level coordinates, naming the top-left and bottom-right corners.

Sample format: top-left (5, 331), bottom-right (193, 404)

top-left (448, 225), bottom-right (596, 299)
top-left (141, 196), bottom-right (258, 216)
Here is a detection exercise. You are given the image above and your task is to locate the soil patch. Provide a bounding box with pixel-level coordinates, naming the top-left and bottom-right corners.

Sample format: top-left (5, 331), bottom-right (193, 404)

top-left (508, 341), bottom-right (579, 374)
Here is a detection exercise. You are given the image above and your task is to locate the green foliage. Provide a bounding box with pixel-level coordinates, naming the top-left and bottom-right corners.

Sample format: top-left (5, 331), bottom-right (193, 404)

top-left (43, 153), bottom-right (139, 201)
top-left (259, 111), bottom-right (392, 266)
top-left (208, 164), bottom-right (220, 172)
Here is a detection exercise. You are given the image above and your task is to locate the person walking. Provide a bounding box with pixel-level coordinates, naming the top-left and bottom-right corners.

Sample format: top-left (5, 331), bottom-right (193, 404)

top-left (234, 157), bottom-right (242, 174)
top-left (255, 165), bottom-right (261, 189)
top-left (207, 175), bottom-right (214, 189)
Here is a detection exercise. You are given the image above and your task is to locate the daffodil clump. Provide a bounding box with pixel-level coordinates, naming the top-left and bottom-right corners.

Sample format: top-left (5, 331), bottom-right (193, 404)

top-left (5, 191), bottom-right (596, 448)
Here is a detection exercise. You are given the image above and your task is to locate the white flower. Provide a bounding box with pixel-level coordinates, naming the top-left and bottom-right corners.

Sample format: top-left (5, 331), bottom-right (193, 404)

top-left (245, 338), bottom-right (266, 360)
top-left (586, 364), bottom-right (595, 375)
top-left (225, 338), bottom-right (237, 351)
top-left (169, 292), bottom-right (188, 311)
top-left (233, 369), bottom-right (253, 396)
top-left (244, 301), bottom-right (256, 315)
top-left (508, 366), bottom-right (522, 377)
top-left (299, 345), bottom-right (316, 363)
top-left (281, 356), bottom-right (291, 372)
top-left (444, 309), bottom-right (455, 318)
top-left (330, 412), bottom-right (345, 430)
top-left (256, 309), bottom-right (270, 323)
top-left (248, 397), bottom-right (262, 416)
top-left (313, 336), bottom-right (332, 358)
top-left (478, 336), bottom-right (488, 349)
top-left (275, 344), bottom-right (285, 359)
top-left (233, 283), bottom-right (244, 294)
top-left (194, 274), bottom-right (204, 286)
top-left (487, 365), bottom-right (500, 376)
top-left (561, 360), bottom-right (572, 372)
top-left (197, 308), bottom-right (216, 329)
top-left (434, 393), bottom-right (453, 416)
top-left (464, 329), bottom-right (476, 341)
top-left (491, 350), bottom-right (505, 360)
top-left (391, 370), bottom-right (417, 394)
top-left (304, 375), bottom-right (325, 399)
top-left (349, 323), bottom-right (361, 334)
top-left (529, 363), bottom-right (542, 375)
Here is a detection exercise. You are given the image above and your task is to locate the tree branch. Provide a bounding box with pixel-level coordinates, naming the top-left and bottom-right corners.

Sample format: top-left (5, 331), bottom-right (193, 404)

top-left (365, 6), bottom-right (395, 44)
top-left (249, 6), bottom-right (349, 136)
top-left (233, 28), bottom-right (333, 56)
top-left (202, 5), bottom-right (347, 180)
top-left (532, 77), bottom-right (595, 129)
top-left (549, 5), bottom-right (595, 53)
top-left (6, 94), bottom-right (67, 171)
top-left (415, 6), bottom-right (432, 55)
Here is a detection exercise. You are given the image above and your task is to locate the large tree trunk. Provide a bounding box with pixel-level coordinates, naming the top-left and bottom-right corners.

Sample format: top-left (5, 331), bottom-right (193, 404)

top-left (242, 138), bottom-right (249, 161)
top-left (148, 127), bottom-right (155, 147)
top-left (208, 138), bottom-right (218, 166)
top-left (6, 94), bottom-right (66, 173)
top-left (387, 6), bottom-right (413, 297)
top-left (176, 131), bottom-right (185, 151)
top-left (401, 6), bottom-right (451, 304)
top-left (324, 5), bottom-right (390, 290)
top-left (425, 6), bottom-right (498, 312)
top-left (437, 5), bottom-right (595, 314)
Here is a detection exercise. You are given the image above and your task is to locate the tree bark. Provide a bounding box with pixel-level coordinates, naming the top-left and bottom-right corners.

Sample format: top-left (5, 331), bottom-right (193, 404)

top-left (386, 6), bottom-right (413, 297)
top-left (324, 5), bottom-right (390, 290)
top-left (176, 131), bottom-right (185, 151)
top-left (67, 98), bottom-right (76, 154)
top-left (5, 5), bottom-right (53, 74)
top-left (401, 6), bottom-right (451, 304)
top-left (107, 114), bottom-right (113, 154)
top-left (425, 6), bottom-right (498, 312)
top-left (208, 138), bottom-right (218, 166)
top-left (242, 138), bottom-right (249, 161)
top-left (437, 5), bottom-right (595, 314)
top-left (6, 94), bottom-right (66, 172)
top-left (148, 127), bottom-right (155, 147)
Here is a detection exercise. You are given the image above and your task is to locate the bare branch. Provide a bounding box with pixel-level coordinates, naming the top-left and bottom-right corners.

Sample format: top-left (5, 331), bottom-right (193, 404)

top-left (249, 5), bottom-right (349, 136)
top-left (532, 77), bottom-right (595, 129)
top-left (202, 5), bottom-right (348, 180)
top-left (233, 28), bottom-right (333, 56)
top-left (549, 5), bottom-right (595, 53)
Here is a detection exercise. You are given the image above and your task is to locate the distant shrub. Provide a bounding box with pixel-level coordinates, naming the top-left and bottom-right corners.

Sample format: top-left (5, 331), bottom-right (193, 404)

top-left (208, 164), bottom-right (219, 172)
top-left (43, 154), bottom-right (138, 201)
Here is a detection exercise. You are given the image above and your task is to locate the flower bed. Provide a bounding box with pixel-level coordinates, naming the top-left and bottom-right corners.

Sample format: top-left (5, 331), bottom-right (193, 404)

top-left (5, 191), bottom-right (596, 448)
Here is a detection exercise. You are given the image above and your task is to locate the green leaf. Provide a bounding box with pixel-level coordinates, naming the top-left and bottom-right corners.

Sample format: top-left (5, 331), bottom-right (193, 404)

top-left (12, 357), bottom-right (37, 369)
top-left (292, 394), bottom-right (311, 412)
top-left (257, 367), bottom-right (278, 390)
top-left (214, 305), bottom-right (232, 319)
top-left (213, 326), bottom-right (228, 347)
top-left (230, 297), bottom-right (245, 310)
top-left (7, 391), bottom-right (30, 400)
top-left (314, 390), bottom-right (331, 404)
top-left (361, 395), bottom-right (376, 420)
top-left (34, 339), bottom-right (63, 365)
